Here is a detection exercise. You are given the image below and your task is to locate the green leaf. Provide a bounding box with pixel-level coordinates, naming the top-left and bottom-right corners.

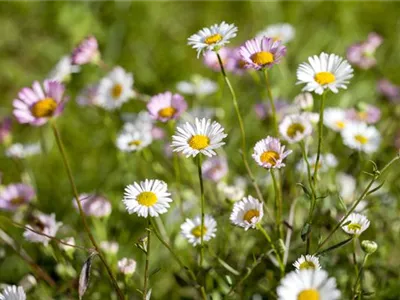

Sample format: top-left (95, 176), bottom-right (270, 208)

top-left (316, 237), bottom-right (353, 256)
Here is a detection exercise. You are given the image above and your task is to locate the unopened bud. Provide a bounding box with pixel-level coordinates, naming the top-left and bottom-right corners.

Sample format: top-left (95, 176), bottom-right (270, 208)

top-left (361, 240), bottom-right (378, 254)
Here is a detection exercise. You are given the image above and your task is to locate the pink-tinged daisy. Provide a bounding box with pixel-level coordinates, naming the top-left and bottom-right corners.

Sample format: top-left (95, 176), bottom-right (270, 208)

top-left (73, 193), bottom-right (112, 217)
top-left (147, 91), bottom-right (187, 122)
top-left (347, 32), bottom-right (383, 70)
top-left (23, 212), bottom-right (62, 246)
top-left (13, 80), bottom-right (66, 126)
top-left (0, 183), bottom-right (35, 211)
top-left (377, 79), bottom-right (400, 102)
top-left (0, 117), bottom-right (12, 145)
top-left (346, 104), bottom-right (381, 124)
top-left (203, 48), bottom-right (236, 72)
top-left (202, 156), bottom-right (228, 182)
top-left (252, 136), bottom-right (292, 169)
top-left (239, 37), bottom-right (287, 70)
top-left (71, 35), bottom-right (100, 65)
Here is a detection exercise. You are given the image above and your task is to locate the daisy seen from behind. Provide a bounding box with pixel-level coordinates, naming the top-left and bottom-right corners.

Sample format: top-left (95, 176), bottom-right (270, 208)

top-left (230, 196), bottom-right (264, 230)
top-left (252, 136), bottom-right (292, 169)
top-left (181, 214), bottom-right (217, 246)
top-left (341, 213), bottom-right (370, 236)
top-left (341, 122), bottom-right (381, 153)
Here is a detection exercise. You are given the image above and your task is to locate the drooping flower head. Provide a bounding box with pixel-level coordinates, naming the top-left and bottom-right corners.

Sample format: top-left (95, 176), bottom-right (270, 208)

top-left (346, 104), bottom-right (381, 124)
top-left (147, 91), bottom-right (187, 122)
top-left (23, 212), bottom-right (62, 246)
top-left (73, 193), bottom-right (112, 217)
top-left (181, 215), bottom-right (217, 246)
top-left (297, 52), bottom-right (353, 95)
top-left (230, 196), bottom-right (264, 230)
top-left (188, 21), bottom-right (238, 58)
top-left (347, 32), bottom-right (383, 69)
top-left (341, 213), bottom-right (370, 236)
top-left (293, 255), bottom-right (321, 271)
top-left (277, 269), bottom-right (340, 300)
top-left (71, 35), bottom-right (100, 65)
top-left (323, 107), bottom-right (349, 132)
top-left (341, 122), bottom-right (381, 153)
top-left (171, 118), bottom-right (227, 158)
top-left (0, 285), bottom-right (26, 300)
top-left (13, 80), bottom-right (66, 126)
top-left (97, 66), bottom-right (134, 110)
top-left (116, 123), bottom-right (153, 152)
top-left (47, 56), bottom-right (80, 82)
top-left (202, 156), bottom-right (228, 182)
top-left (252, 136), bottom-right (292, 169)
top-left (118, 258), bottom-right (137, 275)
top-left (0, 183), bottom-right (35, 211)
top-left (240, 37), bottom-right (287, 70)
top-left (279, 114), bottom-right (313, 143)
top-left (256, 23), bottom-right (295, 44)
top-left (123, 179), bottom-right (172, 218)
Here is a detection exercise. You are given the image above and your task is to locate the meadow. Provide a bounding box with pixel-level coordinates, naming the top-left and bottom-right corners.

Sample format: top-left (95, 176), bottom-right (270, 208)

top-left (0, 1), bottom-right (400, 299)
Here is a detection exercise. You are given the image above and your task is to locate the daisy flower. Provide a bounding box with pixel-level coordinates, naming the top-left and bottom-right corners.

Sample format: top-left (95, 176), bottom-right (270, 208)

top-left (147, 91), bottom-right (187, 122)
top-left (71, 35), bottom-right (100, 65)
top-left (23, 212), bottom-right (62, 246)
top-left (347, 32), bottom-right (383, 69)
top-left (73, 193), bottom-right (112, 217)
top-left (116, 123), bottom-right (153, 152)
top-left (341, 213), bottom-right (370, 235)
top-left (97, 66), bottom-right (134, 110)
top-left (181, 215), bottom-right (217, 246)
top-left (297, 52), bottom-right (353, 95)
top-left (346, 104), bottom-right (381, 124)
top-left (176, 75), bottom-right (218, 97)
top-left (324, 107), bottom-right (349, 131)
top-left (294, 92), bottom-right (313, 111)
top-left (202, 156), bottom-right (228, 182)
top-left (123, 179), bottom-right (172, 218)
top-left (256, 23), bottom-right (295, 44)
top-left (252, 136), bottom-right (292, 169)
top-left (5, 142), bottom-right (41, 159)
top-left (341, 122), bottom-right (381, 153)
top-left (279, 114), bottom-right (313, 143)
top-left (230, 196), bottom-right (264, 230)
top-left (187, 21), bottom-right (238, 58)
top-left (297, 153), bottom-right (338, 174)
top-left (0, 285), bottom-right (26, 300)
top-left (217, 180), bottom-right (246, 202)
top-left (171, 118), bottom-right (227, 158)
top-left (293, 255), bottom-right (321, 271)
top-left (118, 258), bottom-right (137, 275)
top-left (0, 183), bottom-right (35, 211)
top-left (277, 269), bottom-right (340, 300)
top-left (239, 37), bottom-right (287, 70)
top-left (47, 55), bottom-right (80, 82)
top-left (13, 80), bottom-right (66, 126)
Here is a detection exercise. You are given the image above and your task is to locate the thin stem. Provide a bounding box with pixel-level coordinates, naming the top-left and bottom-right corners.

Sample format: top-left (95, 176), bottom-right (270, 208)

top-left (354, 254), bottom-right (369, 297)
top-left (283, 198), bottom-right (297, 265)
top-left (196, 154), bottom-right (205, 267)
top-left (312, 92), bottom-right (326, 185)
top-left (50, 121), bottom-right (124, 300)
top-left (352, 238), bottom-right (359, 277)
top-left (143, 219), bottom-right (151, 300)
top-left (263, 69), bottom-right (278, 136)
top-left (270, 169), bottom-right (283, 239)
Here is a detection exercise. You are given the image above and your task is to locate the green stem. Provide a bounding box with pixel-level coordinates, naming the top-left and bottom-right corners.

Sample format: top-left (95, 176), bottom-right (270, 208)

top-left (354, 254), bottom-right (369, 297)
top-left (270, 169), bottom-right (283, 239)
top-left (263, 69), bottom-right (278, 136)
top-left (312, 92), bottom-right (326, 185)
top-left (352, 238), bottom-right (359, 278)
top-left (196, 155), bottom-right (205, 267)
top-left (143, 219), bottom-right (151, 300)
top-left (50, 121), bottom-right (124, 300)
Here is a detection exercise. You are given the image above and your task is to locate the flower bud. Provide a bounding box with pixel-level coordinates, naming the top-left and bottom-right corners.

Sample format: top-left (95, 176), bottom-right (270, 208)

top-left (361, 240), bottom-right (378, 254)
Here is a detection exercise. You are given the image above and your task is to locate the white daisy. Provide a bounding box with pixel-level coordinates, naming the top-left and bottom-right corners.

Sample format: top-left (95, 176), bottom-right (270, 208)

top-left (47, 56), bottom-right (80, 82)
top-left (297, 52), bottom-right (353, 95)
top-left (0, 285), bottom-right (26, 300)
top-left (324, 107), bottom-right (349, 132)
top-left (97, 66), bottom-right (134, 110)
top-left (294, 92), bottom-right (313, 111)
top-left (277, 269), bottom-right (340, 300)
top-left (341, 213), bottom-right (370, 235)
top-left (23, 212), bottom-right (62, 246)
top-left (256, 23), bottom-right (295, 44)
top-left (176, 75), bottom-right (218, 97)
top-left (180, 214), bottom-right (217, 246)
top-left (252, 136), bottom-right (292, 169)
top-left (188, 21), bottom-right (238, 58)
top-left (123, 179), bottom-right (172, 218)
top-left (279, 114), bottom-right (313, 143)
top-left (293, 255), bottom-right (321, 271)
top-left (296, 153), bottom-right (338, 174)
top-left (118, 258), bottom-right (137, 275)
top-left (116, 123), bottom-right (152, 152)
top-left (171, 118), bottom-right (227, 158)
top-left (341, 122), bottom-right (380, 153)
top-left (230, 196), bottom-right (264, 230)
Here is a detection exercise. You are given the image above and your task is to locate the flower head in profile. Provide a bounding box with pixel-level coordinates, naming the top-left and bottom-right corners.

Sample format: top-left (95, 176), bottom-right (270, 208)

top-left (47, 56), bottom-right (80, 82)
top-left (323, 107), bottom-right (349, 132)
top-left (240, 37), bottom-right (287, 70)
top-left (13, 80), bottom-right (66, 126)
top-left (256, 23), bottom-right (295, 44)
top-left (252, 136), bottom-right (292, 169)
top-left (188, 21), bottom-right (238, 58)
top-left (176, 75), bottom-right (218, 97)
top-left (202, 156), bottom-right (228, 182)
top-left (5, 143), bottom-right (41, 159)
top-left (118, 258), bottom-right (137, 275)
top-left (0, 183), bottom-right (35, 211)
top-left (277, 269), bottom-right (340, 300)
top-left (116, 123), bottom-right (153, 152)
top-left (230, 196), bottom-right (263, 230)
top-left (147, 91), bottom-right (187, 122)
top-left (279, 114), bottom-right (313, 143)
top-left (181, 215), bottom-right (217, 246)
top-left (347, 32), bottom-right (383, 69)
top-left (171, 118), bottom-right (227, 158)
top-left (23, 212), bottom-right (62, 246)
top-left (293, 255), bottom-right (321, 271)
top-left (341, 213), bottom-right (370, 236)
top-left (346, 104), bottom-right (381, 124)
top-left (0, 285), bottom-right (26, 300)
top-left (123, 179), bottom-right (172, 218)
top-left (297, 52), bottom-right (353, 95)
top-left (341, 122), bottom-right (381, 153)
top-left (71, 35), bottom-right (100, 65)
top-left (97, 66), bottom-right (134, 110)
top-left (73, 193), bottom-right (112, 217)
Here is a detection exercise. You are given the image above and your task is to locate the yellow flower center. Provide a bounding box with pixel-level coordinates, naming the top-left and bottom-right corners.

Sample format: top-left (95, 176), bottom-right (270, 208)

top-left (10, 197), bottom-right (25, 205)
top-left (314, 72), bottom-right (336, 85)
top-left (189, 135), bottom-right (210, 150)
top-left (137, 191), bottom-right (157, 207)
top-left (287, 123), bottom-right (305, 138)
top-left (347, 223), bottom-right (362, 231)
top-left (250, 51), bottom-right (274, 66)
top-left (158, 107), bottom-right (176, 118)
top-left (260, 151), bottom-right (280, 165)
top-left (31, 98), bottom-right (57, 118)
top-left (299, 260), bottom-right (316, 270)
top-left (204, 33), bottom-right (222, 45)
top-left (191, 225), bottom-right (207, 237)
top-left (298, 289), bottom-right (320, 300)
top-left (335, 121), bottom-right (346, 129)
top-left (112, 84), bottom-right (123, 99)
top-left (243, 209), bottom-right (260, 223)
top-left (128, 140), bottom-right (142, 146)
top-left (355, 134), bottom-right (368, 145)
